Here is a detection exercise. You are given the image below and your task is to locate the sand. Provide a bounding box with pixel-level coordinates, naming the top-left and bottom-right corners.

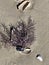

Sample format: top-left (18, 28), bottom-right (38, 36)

top-left (0, 0), bottom-right (49, 65)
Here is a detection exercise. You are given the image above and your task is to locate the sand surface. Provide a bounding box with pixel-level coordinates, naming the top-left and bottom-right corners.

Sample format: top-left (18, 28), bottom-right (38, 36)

top-left (0, 0), bottom-right (49, 65)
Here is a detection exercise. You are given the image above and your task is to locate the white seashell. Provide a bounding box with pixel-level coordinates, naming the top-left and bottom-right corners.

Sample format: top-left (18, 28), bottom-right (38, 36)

top-left (22, 48), bottom-right (31, 54)
top-left (19, 48), bottom-right (31, 55)
top-left (16, 0), bottom-right (33, 11)
top-left (36, 54), bottom-right (43, 62)
top-left (18, 1), bottom-right (29, 10)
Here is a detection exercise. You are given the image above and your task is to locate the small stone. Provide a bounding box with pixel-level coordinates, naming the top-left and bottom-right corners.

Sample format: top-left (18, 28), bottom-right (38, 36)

top-left (16, 45), bottom-right (24, 51)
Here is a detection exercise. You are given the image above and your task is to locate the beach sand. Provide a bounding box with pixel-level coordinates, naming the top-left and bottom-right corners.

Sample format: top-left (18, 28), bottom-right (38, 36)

top-left (0, 0), bottom-right (49, 65)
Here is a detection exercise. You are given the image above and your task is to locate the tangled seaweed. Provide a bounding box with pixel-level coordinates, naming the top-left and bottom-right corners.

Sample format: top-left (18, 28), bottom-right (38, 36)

top-left (0, 18), bottom-right (35, 49)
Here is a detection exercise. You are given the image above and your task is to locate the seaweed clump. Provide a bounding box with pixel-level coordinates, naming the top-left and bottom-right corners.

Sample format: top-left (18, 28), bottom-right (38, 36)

top-left (0, 18), bottom-right (35, 50)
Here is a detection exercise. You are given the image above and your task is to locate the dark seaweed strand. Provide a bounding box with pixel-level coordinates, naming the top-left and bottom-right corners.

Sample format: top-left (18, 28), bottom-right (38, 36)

top-left (17, 0), bottom-right (25, 9)
top-left (1, 24), bottom-right (10, 37)
top-left (22, 2), bottom-right (29, 10)
top-left (0, 32), bottom-right (9, 43)
top-left (10, 26), bottom-right (15, 40)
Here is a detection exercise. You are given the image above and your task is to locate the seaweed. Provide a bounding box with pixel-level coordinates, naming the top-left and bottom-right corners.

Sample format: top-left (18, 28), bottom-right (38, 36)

top-left (0, 18), bottom-right (35, 49)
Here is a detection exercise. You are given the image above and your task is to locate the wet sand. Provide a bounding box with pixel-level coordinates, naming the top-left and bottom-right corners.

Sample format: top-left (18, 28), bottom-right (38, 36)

top-left (0, 0), bottom-right (49, 65)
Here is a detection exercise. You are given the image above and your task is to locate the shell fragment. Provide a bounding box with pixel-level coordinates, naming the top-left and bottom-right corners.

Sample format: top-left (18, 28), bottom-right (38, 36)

top-left (16, 0), bottom-right (33, 11)
top-left (22, 48), bottom-right (31, 54)
top-left (36, 54), bottom-right (43, 62)
top-left (18, 48), bottom-right (31, 54)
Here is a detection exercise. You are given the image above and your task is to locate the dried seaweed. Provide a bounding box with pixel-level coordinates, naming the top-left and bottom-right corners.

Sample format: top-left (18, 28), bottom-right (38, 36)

top-left (0, 18), bottom-right (35, 48)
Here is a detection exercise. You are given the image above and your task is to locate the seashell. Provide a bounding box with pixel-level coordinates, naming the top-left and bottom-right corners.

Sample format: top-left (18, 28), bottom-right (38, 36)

top-left (22, 48), bottom-right (31, 54)
top-left (16, 0), bottom-right (33, 11)
top-left (36, 54), bottom-right (43, 62)
top-left (19, 48), bottom-right (31, 55)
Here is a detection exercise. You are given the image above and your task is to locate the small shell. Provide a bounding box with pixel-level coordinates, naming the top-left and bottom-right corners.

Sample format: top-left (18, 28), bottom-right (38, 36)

top-left (36, 54), bottom-right (43, 62)
top-left (22, 48), bottom-right (31, 54)
top-left (16, 0), bottom-right (34, 11)
top-left (19, 48), bottom-right (31, 55)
